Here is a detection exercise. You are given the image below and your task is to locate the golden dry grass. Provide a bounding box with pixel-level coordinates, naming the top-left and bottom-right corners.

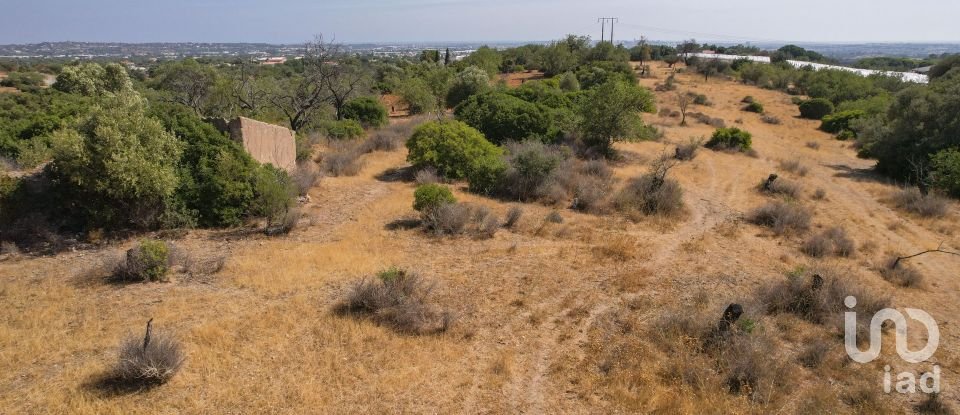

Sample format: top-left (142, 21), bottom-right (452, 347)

top-left (2, 61), bottom-right (959, 413)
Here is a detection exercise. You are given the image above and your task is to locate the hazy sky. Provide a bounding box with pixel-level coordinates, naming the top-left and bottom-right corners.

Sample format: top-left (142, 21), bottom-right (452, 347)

top-left (1, 0), bottom-right (958, 44)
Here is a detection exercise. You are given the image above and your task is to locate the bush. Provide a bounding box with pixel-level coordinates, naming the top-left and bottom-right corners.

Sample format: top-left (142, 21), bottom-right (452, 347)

top-left (414, 167), bottom-right (439, 185)
top-left (744, 101), bottom-right (764, 113)
top-left (291, 162), bottom-right (320, 196)
top-left (802, 227), bottom-right (855, 258)
top-left (413, 183), bottom-right (456, 212)
top-left (342, 96), bottom-right (388, 128)
top-left (748, 201), bottom-right (811, 235)
top-left (498, 141), bottom-right (564, 201)
top-left (761, 115), bottom-right (781, 124)
top-left (115, 240), bottom-right (171, 282)
top-left (558, 72), bottom-right (580, 92)
top-left (706, 127), bottom-right (752, 151)
top-left (761, 176), bottom-right (802, 198)
top-left (820, 110), bottom-right (865, 134)
top-left (446, 66), bottom-right (491, 108)
top-left (320, 141), bottom-right (364, 177)
top-left (454, 92), bottom-right (555, 145)
top-left (891, 187), bottom-right (949, 218)
top-left (406, 120), bottom-right (505, 193)
top-left (251, 165), bottom-right (298, 232)
top-left (504, 206), bottom-right (523, 228)
top-left (692, 93), bottom-right (710, 105)
top-left (879, 259), bottom-right (925, 288)
top-left (813, 188), bottom-right (827, 200)
top-left (116, 320), bottom-right (185, 385)
top-left (779, 159), bottom-right (809, 177)
top-left (615, 160), bottom-right (684, 217)
top-left (931, 148), bottom-right (960, 198)
top-left (421, 202), bottom-right (472, 235)
top-left (322, 119), bottom-right (365, 140)
top-left (741, 96), bottom-right (756, 104)
top-left (674, 137), bottom-right (703, 161)
top-left (759, 268), bottom-right (889, 325)
top-left (337, 269), bottom-right (452, 334)
top-left (798, 98), bottom-right (834, 120)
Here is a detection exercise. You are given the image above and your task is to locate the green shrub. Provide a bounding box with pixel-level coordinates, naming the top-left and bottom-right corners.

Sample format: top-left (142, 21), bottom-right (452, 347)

top-left (836, 130), bottom-right (855, 141)
top-left (692, 94), bottom-right (710, 105)
top-left (498, 141), bottom-right (565, 200)
top-left (558, 72), bottom-right (580, 92)
top-left (446, 66), bottom-right (491, 108)
top-left (413, 183), bottom-right (456, 212)
top-left (744, 101), bottom-right (764, 113)
top-left (342, 97), bottom-right (388, 128)
top-left (706, 128), bottom-right (753, 151)
top-left (322, 119), bottom-right (365, 140)
top-left (454, 92), bottom-right (554, 144)
top-left (116, 239), bottom-right (170, 282)
top-left (820, 110), bottom-right (865, 134)
top-left (931, 148), bottom-right (960, 197)
top-left (798, 98), bottom-right (834, 120)
top-left (251, 165), bottom-right (298, 233)
top-left (406, 120), bottom-right (505, 193)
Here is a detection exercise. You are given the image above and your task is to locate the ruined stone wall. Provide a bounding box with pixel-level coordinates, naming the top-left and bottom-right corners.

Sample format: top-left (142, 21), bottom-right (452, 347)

top-left (224, 117), bottom-right (296, 172)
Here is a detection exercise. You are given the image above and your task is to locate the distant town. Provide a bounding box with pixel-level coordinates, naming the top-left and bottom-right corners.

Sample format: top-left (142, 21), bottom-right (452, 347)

top-left (3, 41), bottom-right (960, 63)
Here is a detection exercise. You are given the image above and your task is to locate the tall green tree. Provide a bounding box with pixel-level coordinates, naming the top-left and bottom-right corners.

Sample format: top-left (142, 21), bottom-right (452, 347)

top-left (577, 80), bottom-right (657, 156)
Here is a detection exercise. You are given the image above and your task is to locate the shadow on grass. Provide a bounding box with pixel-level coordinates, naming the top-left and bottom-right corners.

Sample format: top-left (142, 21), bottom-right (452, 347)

top-left (83, 372), bottom-right (166, 398)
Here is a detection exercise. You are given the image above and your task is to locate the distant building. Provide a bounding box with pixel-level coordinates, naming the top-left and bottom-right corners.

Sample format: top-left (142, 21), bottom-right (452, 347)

top-left (259, 57), bottom-right (287, 65)
top-left (207, 117), bottom-right (296, 172)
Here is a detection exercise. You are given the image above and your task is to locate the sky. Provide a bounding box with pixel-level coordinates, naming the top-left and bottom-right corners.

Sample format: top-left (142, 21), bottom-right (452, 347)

top-left (1, 0), bottom-right (958, 44)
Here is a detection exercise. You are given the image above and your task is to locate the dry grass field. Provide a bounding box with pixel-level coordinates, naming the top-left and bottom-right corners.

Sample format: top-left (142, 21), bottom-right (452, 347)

top-left (2, 62), bottom-right (959, 414)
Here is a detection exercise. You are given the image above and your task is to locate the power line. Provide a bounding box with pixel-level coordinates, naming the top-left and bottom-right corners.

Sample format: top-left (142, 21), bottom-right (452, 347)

top-left (597, 17), bottom-right (618, 43)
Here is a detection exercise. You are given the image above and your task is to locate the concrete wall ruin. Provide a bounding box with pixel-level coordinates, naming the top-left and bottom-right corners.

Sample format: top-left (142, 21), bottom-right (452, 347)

top-left (208, 117), bottom-right (296, 172)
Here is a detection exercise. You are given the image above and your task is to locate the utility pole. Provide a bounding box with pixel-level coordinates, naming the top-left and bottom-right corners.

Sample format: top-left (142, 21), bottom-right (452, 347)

top-left (597, 17), bottom-right (619, 44)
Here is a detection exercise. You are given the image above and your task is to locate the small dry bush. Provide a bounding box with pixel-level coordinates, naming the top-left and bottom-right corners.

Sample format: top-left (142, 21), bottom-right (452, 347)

top-left (674, 137), bottom-right (704, 161)
top-left (806, 141), bottom-right (821, 150)
top-left (802, 227), bottom-right (856, 258)
top-left (917, 393), bottom-right (953, 414)
top-left (292, 162), bottom-right (321, 196)
top-left (422, 203), bottom-right (472, 235)
top-left (813, 188), bottom-right (827, 200)
top-left (778, 159), bottom-right (809, 177)
top-left (758, 268), bottom-right (889, 325)
top-left (320, 141), bottom-right (364, 177)
top-left (797, 341), bottom-right (831, 368)
top-left (761, 115), bottom-right (781, 125)
top-left (115, 321), bottom-right (185, 386)
top-left (760, 175), bottom-right (802, 199)
top-left (722, 333), bottom-right (791, 401)
top-left (414, 167), bottom-right (439, 185)
top-left (891, 187), bottom-right (949, 218)
top-left (337, 268), bottom-right (452, 334)
top-left (503, 206), bottom-right (523, 228)
top-left (691, 112), bottom-right (726, 128)
top-left (748, 201), bottom-right (811, 235)
top-left (545, 210), bottom-right (564, 224)
top-left (878, 255), bottom-right (925, 288)
top-left (615, 158), bottom-right (684, 218)
top-left (360, 118), bottom-right (422, 153)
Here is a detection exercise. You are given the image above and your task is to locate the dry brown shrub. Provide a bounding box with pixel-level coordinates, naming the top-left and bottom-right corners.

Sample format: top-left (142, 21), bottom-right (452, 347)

top-left (337, 269), bottom-right (453, 334)
top-left (115, 321), bottom-right (185, 385)
top-left (748, 201), bottom-right (811, 235)
top-left (891, 187), bottom-right (949, 218)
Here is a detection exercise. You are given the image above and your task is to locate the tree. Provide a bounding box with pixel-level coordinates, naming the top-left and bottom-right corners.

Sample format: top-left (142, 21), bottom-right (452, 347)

top-left (931, 148), bottom-right (960, 197)
top-left (539, 41), bottom-right (578, 77)
top-left (696, 59), bottom-right (730, 82)
top-left (865, 74), bottom-right (960, 182)
top-left (462, 46), bottom-right (502, 77)
top-left (798, 98), bottom-right (835, 120)
top-left (47, 91), bottom-right (183, 228)
top-left (454, 91), bottom-right (554, 144)
top-left (342, 96), bottom-right (388, 128)
top-left (262, 35), bottom-right (369, 131)
top-left (929, 55), bottom-right (960, 80)
top-left (558, 72), bottom-right (580, 92)
top-left (150, 59), bottom-right (221, 116)
top-left (406, 120), bottom-right (505, 192)
top-left (577, 80), bottom-right (657, 156)
top-left (422, 64), bottom-right (452, 118)
top-left (677, 92), bottom-right (691, 126)
top-left (446, 66), bottom-right (491, 108)
top-left (664, 55), bottom-right (681, 68)
top-left (54, 62), bottom-right (133, 97)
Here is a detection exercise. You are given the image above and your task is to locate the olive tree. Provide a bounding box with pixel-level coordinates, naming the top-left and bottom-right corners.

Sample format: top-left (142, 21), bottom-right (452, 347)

top-left (578, 80), bottom-right (657, 156)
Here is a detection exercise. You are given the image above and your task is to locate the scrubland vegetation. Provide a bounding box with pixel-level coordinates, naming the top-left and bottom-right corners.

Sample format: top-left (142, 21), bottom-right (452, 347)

top-left (1, 34), bottom-right (959, 414)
